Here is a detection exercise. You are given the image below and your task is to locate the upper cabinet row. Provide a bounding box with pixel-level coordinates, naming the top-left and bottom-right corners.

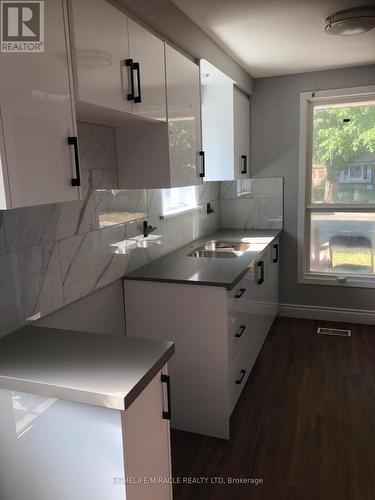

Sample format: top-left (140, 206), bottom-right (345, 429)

top-left (0, 0), bottom-right (249, 209)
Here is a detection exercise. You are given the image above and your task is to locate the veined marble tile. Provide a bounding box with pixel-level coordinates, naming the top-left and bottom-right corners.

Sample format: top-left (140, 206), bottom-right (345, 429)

top-left (146, 189), bottom-right (163, 217)
top-left (3, 204), bottom-right (61, 252)
top-left (59, 224), bottom-right (129, 305)
top-left (9, 242), bottom-right (63, 324)
top-left (220, 199), bottom-right (260, 229)
top-left (94, 188), bottom-right (147, 228)
top-left (77, 122), bottom-right (117, 171)
top-left (259, 198), bottom-right (283, 229)
top-left (220, 181), bottom-right (242, 199)
top-left (0, 253), bottom-right (21, 336)
top-left (55, 170), bottom-right (95, 240)
top-left (241, 178), bottom-right (283, 199)
top-left (197, 182), bottom-right (220, 205)
top-left (91, 169), bottom-right (119, 190)
top-left (0, 213), bottom-right (6, 254)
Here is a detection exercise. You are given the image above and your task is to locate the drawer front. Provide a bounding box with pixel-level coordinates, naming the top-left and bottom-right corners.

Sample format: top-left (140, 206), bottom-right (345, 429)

top-left (229, 317), bottom-right (265, 413)
top-left (228, 312), bottom-right (250, 365)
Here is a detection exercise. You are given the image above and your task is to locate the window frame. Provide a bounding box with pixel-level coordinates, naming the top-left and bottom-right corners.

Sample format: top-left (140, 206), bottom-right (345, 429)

top-left (298, 85), bottom-right (375, 288)
top-left (161, 186), bottom-right (199, 218)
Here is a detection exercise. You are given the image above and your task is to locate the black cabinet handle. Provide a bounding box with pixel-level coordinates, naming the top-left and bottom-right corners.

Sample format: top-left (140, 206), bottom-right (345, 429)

top-left (241, 155), bottom-right (248, 174)
top-left (236, 369), bottom-right (247, 385)
top-left (234, 288), bottom-right (246, 298)
top-left (125, 59), bottom-right (135, 101)
top-left (235, 325), bottom-right (247, 338)
top-left (68, 136), bottom-right (81, 187)
top-left (199, 151), bottom-right (205, 178)
top-left (133, 62), bottom-right (142, 103)
top-left (161, 374), bottom-right (171, 420)
top-left (273, 243), bottom-right (279, 263)
top-left (257, 261), bottom-right (264, 285)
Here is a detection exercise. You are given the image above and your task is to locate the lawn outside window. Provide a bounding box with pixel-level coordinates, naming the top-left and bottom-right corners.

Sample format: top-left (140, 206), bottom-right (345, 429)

top-left (298, 85), bottom-right (375, 288)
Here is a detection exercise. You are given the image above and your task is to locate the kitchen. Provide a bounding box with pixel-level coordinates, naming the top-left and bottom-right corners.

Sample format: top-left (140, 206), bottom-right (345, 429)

top-left (0, 0), bottom-right (374, 499)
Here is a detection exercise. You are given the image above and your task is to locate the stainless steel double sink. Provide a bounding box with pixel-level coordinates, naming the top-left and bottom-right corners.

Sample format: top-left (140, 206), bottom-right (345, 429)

top-left (188, 238), bottom-right (273, 258)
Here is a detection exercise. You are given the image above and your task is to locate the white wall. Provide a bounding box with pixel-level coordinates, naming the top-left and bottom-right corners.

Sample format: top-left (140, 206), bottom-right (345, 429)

top-left (252, 64), bottom-right (375, 311)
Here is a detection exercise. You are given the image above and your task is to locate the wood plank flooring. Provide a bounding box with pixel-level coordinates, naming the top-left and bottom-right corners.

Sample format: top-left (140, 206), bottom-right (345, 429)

top-left (171, 317), bottom-right (375, 500)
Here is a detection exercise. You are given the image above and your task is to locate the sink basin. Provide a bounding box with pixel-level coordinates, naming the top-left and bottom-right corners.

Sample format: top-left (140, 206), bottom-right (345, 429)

top-left (188, 240), bottom-right (253, 258)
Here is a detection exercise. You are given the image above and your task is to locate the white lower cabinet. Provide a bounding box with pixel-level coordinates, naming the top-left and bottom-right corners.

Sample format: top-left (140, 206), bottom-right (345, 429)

top-left (0, 368), bottom-right (172, 500)
top-left (124, 240), bottom-right (279, 439)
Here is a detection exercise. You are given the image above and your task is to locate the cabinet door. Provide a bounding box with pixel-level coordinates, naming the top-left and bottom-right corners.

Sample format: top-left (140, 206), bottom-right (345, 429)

top-left (70, 0), bottom-right (131, 114)
top-left (233, 87), bottom-right (250, 179)
top-left (165, 44), bottom-right (203, 187)
top-left (128, 19), bottom-right (166, 122)
top-left (123, 367), bottom-right (172, 500)
top-left (0, 0), bottom-right (79, 208)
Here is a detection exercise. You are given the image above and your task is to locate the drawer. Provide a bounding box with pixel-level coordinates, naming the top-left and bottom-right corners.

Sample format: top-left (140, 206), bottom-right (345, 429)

top-left (229, 323), bottom-right (264, 413)
top-left (228, 312), bottom-right (249, 365)
top-left (228, 265), bottom-right (265, 304)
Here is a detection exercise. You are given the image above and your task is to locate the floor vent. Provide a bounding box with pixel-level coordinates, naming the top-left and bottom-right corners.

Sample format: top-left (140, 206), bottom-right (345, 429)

top-left (317, 327), bottom-right (351, 337)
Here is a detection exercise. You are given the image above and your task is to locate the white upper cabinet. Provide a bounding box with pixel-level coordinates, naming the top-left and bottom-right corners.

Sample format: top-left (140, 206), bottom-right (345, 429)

top-left (201, 60), bottom-right (251, 181)
top-left (233, 87), bottom-right (251, 179)
top-left (116, 44), bottom-right (203, 189)
top-left (128, 19), bottom-right (166, 122)
top-left (70, 0), bottom-right (132, 114)
top-left (0, 0), bottom-right (80, 209)
top-left (70, 0), bottom-right (167, 123)
top-left (166, 44), bottom-right (203, 187)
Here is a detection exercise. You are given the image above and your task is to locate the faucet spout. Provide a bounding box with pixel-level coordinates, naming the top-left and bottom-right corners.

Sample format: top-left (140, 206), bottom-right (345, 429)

top-left (143, 220), bottom-right (157, 238)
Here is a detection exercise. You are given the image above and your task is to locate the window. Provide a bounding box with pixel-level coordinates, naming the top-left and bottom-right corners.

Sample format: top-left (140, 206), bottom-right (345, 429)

top-left (161, 186), bottom-right (198, 217)
top-left (298, 86), bottom-right (375, 287)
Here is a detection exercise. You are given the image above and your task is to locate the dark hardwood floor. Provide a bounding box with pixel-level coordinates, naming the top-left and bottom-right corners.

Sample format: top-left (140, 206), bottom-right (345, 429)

top-left (171, 317), bottom-right (375, 500)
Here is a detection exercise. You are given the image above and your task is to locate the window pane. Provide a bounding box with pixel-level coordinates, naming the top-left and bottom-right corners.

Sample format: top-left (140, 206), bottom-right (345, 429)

top-left (311, 100), bottom-right (375, 204)
top-left (310, 212), bottom-right (375, 275)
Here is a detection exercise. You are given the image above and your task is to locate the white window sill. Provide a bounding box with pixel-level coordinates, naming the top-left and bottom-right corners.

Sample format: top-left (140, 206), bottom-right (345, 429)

top-left (299, 272), bottom-right (375, 289)
top-left (160, 205), bottom-right (201, 220)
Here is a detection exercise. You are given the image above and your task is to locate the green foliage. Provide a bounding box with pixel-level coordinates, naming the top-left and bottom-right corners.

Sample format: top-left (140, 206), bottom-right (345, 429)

top-left (313, 104), bottom-right (375, 166)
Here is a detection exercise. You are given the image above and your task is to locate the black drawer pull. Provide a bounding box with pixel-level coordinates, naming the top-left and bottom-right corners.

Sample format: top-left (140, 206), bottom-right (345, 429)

top-left (234, 288), bottom-right (246, 298)
top-left (235, 325), bottom-right (246, 338)
top-left (236, 369), bottom-right (247, 384)
top-left (125, 59), bottom-right (135, 101)
top-left (241, 155), bottom-right (247, 174)
top-left (257, 261), bottom-right (264, 285)
top-left (273, 243), bottom-right (279, 263)
top-left (68, 136), bottom-right (81, 187)
top-left (134, 61), bottom-right (142, 103)
top-left (161, 374), bottom-right (171, 420)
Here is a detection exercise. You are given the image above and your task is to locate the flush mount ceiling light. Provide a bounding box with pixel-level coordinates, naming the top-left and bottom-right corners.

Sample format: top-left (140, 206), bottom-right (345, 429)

top-left (325, 7), bottom-right (375, 35)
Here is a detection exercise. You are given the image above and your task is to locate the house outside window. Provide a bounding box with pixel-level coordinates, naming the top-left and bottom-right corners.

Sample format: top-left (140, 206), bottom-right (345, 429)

top-left (298, 86), bottom-right (375, 288)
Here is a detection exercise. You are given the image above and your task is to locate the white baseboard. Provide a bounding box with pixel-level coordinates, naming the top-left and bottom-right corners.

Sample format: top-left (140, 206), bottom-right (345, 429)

top-left (279, 303), bottom-right (375, 325)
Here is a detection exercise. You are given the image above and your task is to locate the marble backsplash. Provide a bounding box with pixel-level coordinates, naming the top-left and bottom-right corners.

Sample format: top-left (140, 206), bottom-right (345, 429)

top-left (220, 178), bottom-right (283, 229)
top-left (0, 122), bottom-right (282, 337)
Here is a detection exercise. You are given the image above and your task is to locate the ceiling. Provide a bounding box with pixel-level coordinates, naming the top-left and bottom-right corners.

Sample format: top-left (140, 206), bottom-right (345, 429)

top-left (171, 0), bottom-right (375, 78)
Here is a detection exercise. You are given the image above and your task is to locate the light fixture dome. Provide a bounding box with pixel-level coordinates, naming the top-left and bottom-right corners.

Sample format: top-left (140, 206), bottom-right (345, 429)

top-left (325, 7), bottom-right (375, 35)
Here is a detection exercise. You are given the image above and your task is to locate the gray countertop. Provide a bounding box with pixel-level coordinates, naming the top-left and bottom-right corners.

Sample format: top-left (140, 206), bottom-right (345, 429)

top-left (0, 326), bottom-right (174, 411)
top-left (124, 229), bottom-right (281, 290)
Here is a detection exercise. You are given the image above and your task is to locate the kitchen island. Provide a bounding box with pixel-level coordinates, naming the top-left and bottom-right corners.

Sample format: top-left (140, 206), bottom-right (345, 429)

top-left (0, 326), bottom-right (174, 500)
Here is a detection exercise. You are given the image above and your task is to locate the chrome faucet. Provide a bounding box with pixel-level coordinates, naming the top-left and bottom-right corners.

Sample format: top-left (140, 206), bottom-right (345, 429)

top-left (143, 220), bottom-right (157, 238)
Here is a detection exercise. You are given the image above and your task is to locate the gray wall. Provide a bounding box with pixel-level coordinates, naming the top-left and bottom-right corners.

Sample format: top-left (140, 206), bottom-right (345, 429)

top-left (114, 0), bottom-right (253, 94)
top-left (252, 64), bottom-right (375, 310)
